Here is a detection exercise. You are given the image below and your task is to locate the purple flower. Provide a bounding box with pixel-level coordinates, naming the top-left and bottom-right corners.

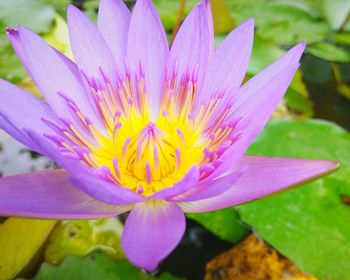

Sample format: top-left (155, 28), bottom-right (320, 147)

top-left (0, 0), bottom-right (338, 271)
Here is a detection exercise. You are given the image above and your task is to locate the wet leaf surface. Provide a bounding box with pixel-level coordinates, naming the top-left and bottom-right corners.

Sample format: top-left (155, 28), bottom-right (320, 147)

top-left (237, 119), bottom-right (350, 280)
top-left (34, 253), bottom-right (184, 280)
top-left (0, 0), bottom-right (55, 34)
top-left (187, 208), bottom-right (249, 244)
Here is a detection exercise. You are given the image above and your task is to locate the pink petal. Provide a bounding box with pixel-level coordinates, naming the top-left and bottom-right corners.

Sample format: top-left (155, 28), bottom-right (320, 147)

top-left (204, 0), bottom-right (214, 55)
top-left (98, 0), bottom-right (130, 74)
top-left (127, 0), bottom-right (168, 120)
top-left (69, 166), bottom-right (146, 205)
top-left (199, 19), bottom-right (254, 126)
top-left (233, 41), bottom-right (306, 111)
top-left (150, 166), bottom-right (199, 200)
top-left (205, 63), bottom-right (300, 182)
top-left (179, 156), bottom-right (338, 213)
top-left (11, 27), bottom-right (102, 130)
top-left (122, 200), bottom-right (185, 271)
top-left (0, 169), bottom-right (132, 219)
top-left (167, 0), bottom-right (211, 90)
top-left (171, 169), bottom-right (241, 202)
top-left (67, 5), bottom-right (118, 85)
top-left (0, 79), bottom-right (57, 154)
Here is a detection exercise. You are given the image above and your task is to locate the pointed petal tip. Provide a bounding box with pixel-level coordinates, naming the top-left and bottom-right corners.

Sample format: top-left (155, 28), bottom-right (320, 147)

top-left (122, 201), bottom-right (185, 272)
top-left (236, 17), bottom-right (254, 28)
top-left (322, 159), bottom-right (340, 174)
top-left (286, 41), bottom-right (306, 62)
top-left (67, 4), bottom-right (81, 20)
top-left (6, 27), bottom-right (17, 35)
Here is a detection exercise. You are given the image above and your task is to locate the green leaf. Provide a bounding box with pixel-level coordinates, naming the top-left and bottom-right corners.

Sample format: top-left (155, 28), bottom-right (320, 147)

top-left (284, 88), bottom-right (313, 117)
top-left (308, 42), bottom-right (350, 63)
top-left (154, 0), bottom-right (197, 31)
top-left (283, 70), bottom-right (313, 117)
top-left (43, 15), bottom-right (72, 58)
top-left (211, 0), bottom-right (235, 34)
top-left (256, 5), bottom-right (328, 45)
top-left (0, 0), bottom-right (55, 34)
top-left (34, 253), bottom-right (184, 280)
top-left (42, 0), bottom-right (71, 17)
top-left (0, 218), bottom-right (56, 280)
top-left (248, 36), bottom-right (284, 75)
top-left (332, 32), bottom-right (350, 46)
top-left (44, 218), bottom-right (124, 265)
top-left (187, 208), bottom-right (249, 243)
top-left (237, 119), bottom-right (350, 280)
top-left (227, 1), bottom-right (328, 44)
top-left (0, 45), bottom-right (27, 83)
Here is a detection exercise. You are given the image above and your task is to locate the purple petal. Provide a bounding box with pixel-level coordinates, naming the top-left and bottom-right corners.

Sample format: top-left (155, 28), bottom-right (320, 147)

top-left (69, 167), bottom-right (146, 205)
top-left (0, 79), bottom-right (57, 153)
top-left (15, 130), bottom-right (144, 207)
top-left (232, 41), bottom-right (306, 111)
top-left (167, 0), bottom-right (211, 90)
top-left (150, 166), bottom-right (199, 200)
top-left (205, 63), bottom-right (301, 181)
top-left (199, 19), bottom-right (254, 125)
top-left (122, 200), bottom-right (185, 271)
top-left (11, 27), bottom-right (102, 129)
top-left (0, 169), bottom-right (132, 219)
top-left (204, 0), bottom-right (214, 55)
top-left (127, 0), bottom-right (168, 120)
top-left (171, 169), bottom-right (241, 202)
top-left (179, 156), bottom-right (338, 213)
top-left (68, 5), bottom-right (118, 84)
top-left (98, 0), bottom-right (130, 74)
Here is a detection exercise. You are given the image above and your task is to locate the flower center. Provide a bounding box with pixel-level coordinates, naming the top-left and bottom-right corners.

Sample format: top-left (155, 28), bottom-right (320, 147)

top-left (91, 109), bottom-right (205, 195)
top-left (43, 65), bottom-right (239, 196)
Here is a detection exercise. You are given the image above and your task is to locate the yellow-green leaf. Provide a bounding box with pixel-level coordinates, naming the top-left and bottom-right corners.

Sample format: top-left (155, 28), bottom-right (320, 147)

top-left (45, 218), bottom-right (124, 265)
top-left (0, 218), bottom-right (56, 280)
top-left (211, 0), bottom-right (235, 34)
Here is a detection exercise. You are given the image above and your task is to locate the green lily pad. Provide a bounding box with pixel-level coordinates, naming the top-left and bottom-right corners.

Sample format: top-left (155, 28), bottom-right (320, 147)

top-left (227, 1), bottom-right (328, 44)
top-left (256, 5), bottom-right (328, 45)
top-left (332, 32), bottom-right (350, 46)
top-left (0, 0), bottom-right (55, 34)
top-left (308, 42), bottom-right (350, 63)
top-left (187, 208), bottom-right (249, 243)
top-left (34, 253), bottom-right (184, 280)
top-left (248, 36), bottom-right (284, 75)
top-left (44, 218), bottom-right (124, 265)
top-left (0, 218), bottom-right (56, 280)
top-left (284, 87), bottom-right (313, 117)
top-left (237, 119), bottom-right (350, 280)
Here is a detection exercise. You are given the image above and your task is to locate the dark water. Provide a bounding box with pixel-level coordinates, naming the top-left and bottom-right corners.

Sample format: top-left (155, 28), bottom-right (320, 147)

top-left (159, 220), bottom-right (235, 280)
top-left (301, 55), bottom-right (350, 130)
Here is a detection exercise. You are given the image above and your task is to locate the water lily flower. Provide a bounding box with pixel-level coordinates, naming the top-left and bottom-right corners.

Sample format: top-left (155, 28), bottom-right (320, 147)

top-left (0, 0), bottom-right (338, 271)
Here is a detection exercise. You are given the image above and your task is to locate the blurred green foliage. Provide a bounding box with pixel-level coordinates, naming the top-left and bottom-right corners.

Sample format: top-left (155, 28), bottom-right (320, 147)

top-left (34, 253), bottom-right (183, 280)
top-left (44, 218), bottom-right (125, 265)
